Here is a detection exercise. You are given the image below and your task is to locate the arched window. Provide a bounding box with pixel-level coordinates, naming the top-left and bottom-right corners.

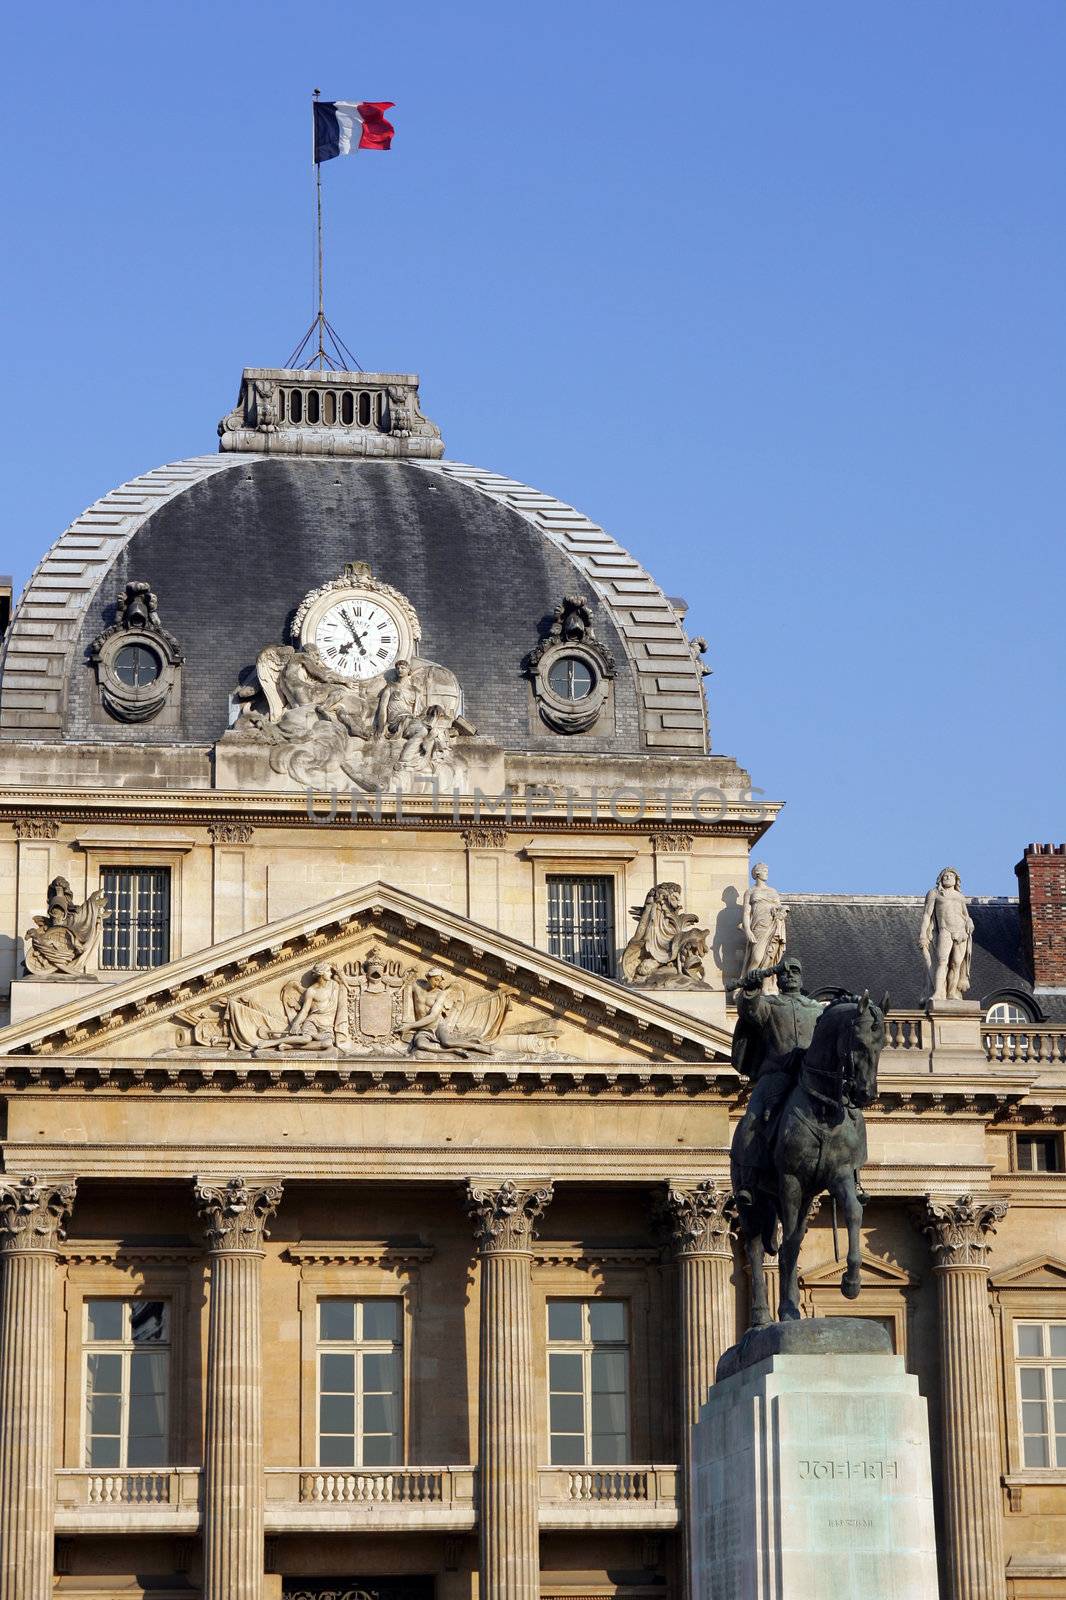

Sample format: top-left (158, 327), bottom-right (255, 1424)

top-left (985, 1000), bottom-right (1032, 1027)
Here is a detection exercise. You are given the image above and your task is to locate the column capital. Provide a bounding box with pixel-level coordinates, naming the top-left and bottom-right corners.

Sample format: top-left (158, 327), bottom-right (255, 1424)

top-left (466, 1178), bottom-right (554, 1253)
top-left (662, 1179), bottom-right (735, 1257)
top-left (916, 1192), bottom-right (1008, 1267)
top-left (195, 1176), bottom-right (283, 1253)
top-left (0, 1176), bottom-right (76, 1253)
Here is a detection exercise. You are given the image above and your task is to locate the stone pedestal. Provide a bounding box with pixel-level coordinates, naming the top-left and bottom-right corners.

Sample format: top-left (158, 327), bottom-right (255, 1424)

top-left (467, 1179), bottom-right (554, 1600)
top-left (8, 974), bottom-right (110, 1025)
top-left (692, 1320), bottom-right (938, 1599)
top-left (925, 998), bottom-right (983, 1056)
top-left (0, 1177), bottom-right (77, 1600)
top-left (196, 1177), bottom-right (283, 1600)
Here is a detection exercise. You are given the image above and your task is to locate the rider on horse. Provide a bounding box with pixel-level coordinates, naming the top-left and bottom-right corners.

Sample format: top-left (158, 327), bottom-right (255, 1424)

top-left (730, 957), bottom-right (824, 1207)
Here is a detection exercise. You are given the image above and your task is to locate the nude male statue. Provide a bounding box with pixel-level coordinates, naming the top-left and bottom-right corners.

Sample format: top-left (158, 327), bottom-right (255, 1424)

top-left (919, 866), bottom-right (974, 1000)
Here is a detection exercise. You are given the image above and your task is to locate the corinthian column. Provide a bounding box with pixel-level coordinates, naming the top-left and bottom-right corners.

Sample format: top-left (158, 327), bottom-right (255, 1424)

top-left (0, 1176), bottom-right (76, 1600)
top-left (467, 1179), bottom-right (554, 1600)
top-left (918, 1193), bottom-right (1008, 1600)
top-left (195, 1177), bottom-right (283, 1600)
top-left (663, 1180), bottom-right (736, 1600)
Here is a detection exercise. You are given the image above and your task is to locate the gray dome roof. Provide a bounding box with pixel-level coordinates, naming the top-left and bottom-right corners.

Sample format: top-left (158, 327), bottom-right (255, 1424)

top-left (0, 454), bottom-right (709, 757)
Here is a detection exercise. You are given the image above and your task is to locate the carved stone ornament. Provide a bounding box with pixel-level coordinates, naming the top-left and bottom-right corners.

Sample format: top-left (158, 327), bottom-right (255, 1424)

top-left (620, 882), bottom-right (710, 989)
top-left (466, 1179), bottom-right (554, 1252)
top-left (12, 817), bottom-right (60, 840)
top-left (650, 832), bottom-right (693, 853)
top-left (217, 368), bottom-right (444, 460)
top-left (461, 828), bottom-right (509, 849)
top-left (524, 595), bottom-right (615, 735)
top-left (194, 1177), bottom-right (284, 1252)
top-left (224, 566), bottom-right (475, 791)
top-left (89, 580), bottom-right (184, 723)
top-left (662, 1179), bottom-right (735, 1257)
top-left (22, 875), bottom-right (107, 977)
top-left (918, 1193), bottom-right (1008, 1266)
top-left (169, 945), bottom-right (572, 1063)
top-left (0, 1177), bottom-right (77, 1252)
top-left (208, 822), bottom-right (255, 845)
top-left (919, 866), bottom-right (974, 1001)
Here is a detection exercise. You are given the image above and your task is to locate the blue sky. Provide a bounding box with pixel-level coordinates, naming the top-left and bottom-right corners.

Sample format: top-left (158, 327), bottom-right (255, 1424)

top-left (2, 2), bottom-right (1063, 895)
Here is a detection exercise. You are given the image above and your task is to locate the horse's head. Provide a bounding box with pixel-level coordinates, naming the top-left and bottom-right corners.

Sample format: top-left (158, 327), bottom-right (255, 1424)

top-left (806, 990), bottom-right (888, 1113)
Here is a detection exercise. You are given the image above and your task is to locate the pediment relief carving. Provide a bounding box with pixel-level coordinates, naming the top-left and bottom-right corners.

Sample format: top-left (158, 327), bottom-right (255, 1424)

top-left (990, 1255), bottom-right (1066, 1290)
top-left (2, 885), bottom-right (728, 1065)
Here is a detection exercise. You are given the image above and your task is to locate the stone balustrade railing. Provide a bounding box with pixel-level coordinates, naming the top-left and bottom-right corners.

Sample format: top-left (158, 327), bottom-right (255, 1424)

top-left (264, 1466), bottom-right (476, 1531)
top-left (55, 1468), bottom-right (201, 1531)
top-left (984, 1027), bottom-right (1066, 1066)
top-left (884, 1013), bottom-right (925, 1051)
top-left (300, 1469), bottom-right (450, 1504)
top-left (538, 1464), bottom-right (678, 1528)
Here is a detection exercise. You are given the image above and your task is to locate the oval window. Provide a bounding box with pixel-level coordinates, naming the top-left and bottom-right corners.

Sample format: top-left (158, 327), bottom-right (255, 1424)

top-left (113, 645), bottom-right (161, 688)
top-left (547, 656), bottom-right (595, 701)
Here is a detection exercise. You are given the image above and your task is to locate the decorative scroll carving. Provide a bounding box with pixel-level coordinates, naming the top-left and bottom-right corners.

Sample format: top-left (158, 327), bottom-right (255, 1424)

top-left (90, 580), bottom-right (184, 723)
top-left (919, 1193), bottom-right (1008, 1266)
top-left (0, 1177), bottom-right (77, 1251)
top-left (22, 875), bottom-right (107, 976)
top-left (920, 867), bottom-right (974, 1000)
top-left (524, 595), bottom-right (615, 734)
top-left (650, 832), bottom-right (693, 853)
top-left (461, 828), bottom-right (509, 849)
top-left (194, 1177), bottom-right (283, 1252)
top-left (171, 947), bottom-right (571, 1062)
top-left (208, 822), bottom-right (255, 845)
top-left (12, 817), bottom-right (59, 840)
top-left (621, 883), bottom-right (709, 989)
top-left (224, 567), bottom-right (473, 789)
top-left (466, 1179), bottom-right (554, 1252)
top-left (662, 1179), bottom-right (735, 1257)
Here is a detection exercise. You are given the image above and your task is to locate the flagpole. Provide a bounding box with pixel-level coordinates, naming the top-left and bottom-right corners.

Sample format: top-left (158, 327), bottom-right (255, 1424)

top-left (313, 89), bottom-right (326, 369)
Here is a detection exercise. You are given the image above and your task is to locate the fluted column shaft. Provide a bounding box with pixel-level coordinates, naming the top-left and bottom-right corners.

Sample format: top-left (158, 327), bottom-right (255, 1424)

top-left (0, 1177), bottom-right (76, 1600)
top-left (920, 1194), bottom-right (1007, 1600)
top-left (664, 1181), bottom-right (735, 1600)
top-left (468, 1179), bottom-right (553, 1600)
top-left (197, 1177), bottom-right (282, 1600)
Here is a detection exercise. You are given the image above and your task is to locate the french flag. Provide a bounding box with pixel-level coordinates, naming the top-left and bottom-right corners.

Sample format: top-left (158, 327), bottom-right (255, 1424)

top-left (313, 100), bottom-right (395, 162)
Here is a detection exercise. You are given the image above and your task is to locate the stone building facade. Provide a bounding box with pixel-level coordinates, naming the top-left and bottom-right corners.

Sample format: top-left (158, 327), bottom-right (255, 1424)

top-left (0, 368), bottom-right (1063, 1600)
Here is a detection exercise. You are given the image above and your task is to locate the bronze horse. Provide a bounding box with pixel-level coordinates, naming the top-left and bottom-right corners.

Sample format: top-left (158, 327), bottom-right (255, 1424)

top-left (731, 992), bottom-right (887, 1326)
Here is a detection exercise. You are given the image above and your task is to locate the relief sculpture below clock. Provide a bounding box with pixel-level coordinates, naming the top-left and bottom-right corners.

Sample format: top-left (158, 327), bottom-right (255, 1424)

top-left (224, 562), bottom-right (474, 790)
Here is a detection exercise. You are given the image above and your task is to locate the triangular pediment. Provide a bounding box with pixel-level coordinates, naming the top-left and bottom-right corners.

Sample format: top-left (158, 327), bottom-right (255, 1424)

top-left (802, 1249), bottom-right (915, 1290)
top-left (0, 881), bottom-right (733, 1066)
top-left (991, 1255), bottom-right (1066, 1290)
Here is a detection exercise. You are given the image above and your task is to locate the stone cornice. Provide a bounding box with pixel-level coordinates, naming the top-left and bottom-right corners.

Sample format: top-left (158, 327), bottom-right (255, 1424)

top-left (285, 1240), bottom-right (435, 1268)
top-left (0, 1176), bottom-right (77, 1252)
top-left (533, 1243), bottom-right (663, 1269)
top-left (194, 1176), bottom-right (284, 1253)
top-left (466, 1179), bottom-right (555, 1252)
top-left (917, 1192), bottom-right (1009, 1267)
top-left (56, 1242), bottom-right (201, 1266)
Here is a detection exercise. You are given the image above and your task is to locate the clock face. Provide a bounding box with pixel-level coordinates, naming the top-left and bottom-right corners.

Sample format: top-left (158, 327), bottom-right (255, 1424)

top-left (314, 596), bottom-right (402, 680)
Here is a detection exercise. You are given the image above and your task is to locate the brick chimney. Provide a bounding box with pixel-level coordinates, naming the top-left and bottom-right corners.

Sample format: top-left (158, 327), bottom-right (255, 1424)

top-left (1016, 843), bottom-right (1066, 989)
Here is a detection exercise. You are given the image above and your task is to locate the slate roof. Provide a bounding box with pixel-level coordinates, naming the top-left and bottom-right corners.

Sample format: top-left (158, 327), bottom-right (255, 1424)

top-left (785, 895), bottom-right (1066, 1022)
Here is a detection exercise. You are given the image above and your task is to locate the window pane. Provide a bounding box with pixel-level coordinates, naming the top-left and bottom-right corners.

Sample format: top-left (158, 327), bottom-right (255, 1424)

top-left (589, 1301), bottom-right (626, 1343)
top-left (130, 1302), bottom-right (167, 1344)
top-left (1020, 1369), bottom-right (1046, 1400)
top-left (89, 1393), bottom-right (123, 1436)
top-left (361, 1299), bottom-right (401, 1342)
top-left (591, 1432), bottom-right (628, 1464)
top-left (1017, 1325), bottom-right (1044, 1358)
top-left (362, 1433), bottom-right (399, 1467)
top-left (364, 1393), bottom-right (400, 1434)
top-left (550, 1392), bottom-right (584, 1433)
top-left (591, 1390), bottom-right (628, 1436)
top-left (550, 1432), bottom-right (585, 1465)
top-left (127, 1433), bottom-right (167, 1468)
top-left (1049, 1326), bottom-right (1066, 1358)
top-left (88, 1435), bottom-right (122, 1469)
top-left (548, 1302), bottom-right (582, 1342)
top-left (320, 1353), bottom-right (355, 1393)
top-left (319, 1434), bottom-right (355, 1467)
top-left (1024, 1434), bottom-right (1050, 1468)
top-left (319, 1300), bottom-right (355, 1341)
top-left (549, 1352), bottom-right (583, 1392)
top-left (129, 1353), bottom-right (168, 1444)
top-left (1052, 1369), bottom-right (1066, 1399)
top-left (1022, 1401), bottom-right (1048, 1435)
top-left (319, 1393), bottom-right (355, 1435)
top-left (362, 1351), bottom-right (400, 1393)
top-left (86, 1351), bottom-right (123, 1393)
top-left (87, 1300), bottom-right (124, 1342)
top-left (591, 1350), bottom-right (628, 1393)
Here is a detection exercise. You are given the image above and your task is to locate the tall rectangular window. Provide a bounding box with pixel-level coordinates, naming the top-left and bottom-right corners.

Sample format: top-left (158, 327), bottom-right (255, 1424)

top-left (1016, 1321), bottom-right (1066, 1467)
top-left (546, 875), bottom-right (615, 977)
top-left (83, 1299), bottom-right (169, 1468)
top-left (317, 1298), bottom-right (403, 1468)
top-left (1017, 1134), bottom-right (1063, 1173)
top-left (100, 867), bottom-right (171, 970)
top-left (547, 1299), bottom-right (629, 1465)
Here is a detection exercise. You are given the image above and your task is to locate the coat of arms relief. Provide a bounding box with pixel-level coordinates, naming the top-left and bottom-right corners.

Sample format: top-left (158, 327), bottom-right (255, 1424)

top-left (171, 943), bottom-right (571, 1061)
top-left (223, 563), bottom-right (475, 790)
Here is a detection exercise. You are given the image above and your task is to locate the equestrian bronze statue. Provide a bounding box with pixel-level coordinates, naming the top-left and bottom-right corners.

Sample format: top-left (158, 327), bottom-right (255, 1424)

top-left (730, 957), bottom-right (887, 1327)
